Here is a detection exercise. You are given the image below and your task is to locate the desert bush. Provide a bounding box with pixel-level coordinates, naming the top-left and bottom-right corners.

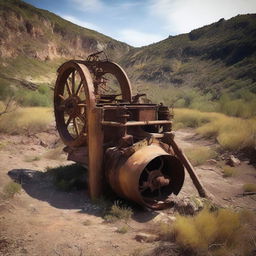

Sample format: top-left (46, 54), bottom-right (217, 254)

top-left (46, 164), bottom-right (87, 191)
top-left (104, 201), bottom-right (133, 223)
top-left (43, 146), bottom-right (66, 160)
top-left (116, 225), bottom-right (129, 234)
top-left (16, 88), bottom-right (52, 107)
top-left (0, 107), bottom-right (53, 134)
top-left (174, 108), bottom-right (256, 151)
top-left (222, 166), bottom-right (238, 177)
top-left (173, 108), bottom-right (211, 128)
top-left (219, 93), bottom-right (256, 118)
top-left (243, 183), bottom-right (256, 192)
top-left (2, 181), bottom-right (21, 199)
top-left (157, 208), bottom-right (256, 256)
top-left (24, 155), bottom-right (41, 162)
top-left (184, 146), bottom-right (217, 166)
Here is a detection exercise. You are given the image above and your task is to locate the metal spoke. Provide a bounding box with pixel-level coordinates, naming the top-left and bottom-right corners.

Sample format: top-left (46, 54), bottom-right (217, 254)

top-left (71, 71), bottom-right (75, 94)
top-left (73, 118), bottom-right (79, 136)
top-left (75, 80), bottom-right (83, 96)
top-left (78, 114), bottom-right (86, 123)
top-left (59, 94), bottom-right (65, 100)
top-left (66, 82), bottom-right (72, 95)
top-left (66, 115), bottom-right (72, 127)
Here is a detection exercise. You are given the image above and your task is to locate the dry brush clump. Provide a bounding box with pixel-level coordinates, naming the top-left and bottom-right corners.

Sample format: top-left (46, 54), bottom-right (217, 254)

top-left (0, 107), bottom-right (53, 134)
top-left (155, 208), bottom-right (256, 256)
top-left (1, 181), bottom-right (21, 199)
top-left (104, 200), bottom-right (133, 223)
top-left (184, 146), bottom-right (217, 166)
top-left (174, 108), bottom-right (256, 151)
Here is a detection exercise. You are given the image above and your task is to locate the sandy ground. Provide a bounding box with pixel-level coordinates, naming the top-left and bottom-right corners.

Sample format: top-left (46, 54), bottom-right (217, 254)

top-left (0, 128), bottom-right (255, 256)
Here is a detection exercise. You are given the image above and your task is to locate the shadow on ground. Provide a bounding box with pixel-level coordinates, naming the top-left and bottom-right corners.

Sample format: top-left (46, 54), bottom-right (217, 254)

top-left (8, 168), bottom-right (92, 211)
top-left (7, 168), bottom-right (164, 221)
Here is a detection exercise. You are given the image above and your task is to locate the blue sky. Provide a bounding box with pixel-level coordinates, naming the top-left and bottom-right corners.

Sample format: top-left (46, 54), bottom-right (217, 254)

top-left (24, 0), bottom-right (256, 47)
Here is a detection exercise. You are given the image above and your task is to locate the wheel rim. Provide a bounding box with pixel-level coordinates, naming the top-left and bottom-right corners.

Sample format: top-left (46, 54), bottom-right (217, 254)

top-left (54, 61), bottom-right (93, 146)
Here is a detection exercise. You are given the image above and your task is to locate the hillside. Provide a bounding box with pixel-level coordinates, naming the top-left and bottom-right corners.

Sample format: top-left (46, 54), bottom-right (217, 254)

top-left (120, 14), bottom-right (256, 116)
top-left (0, 1), bottom-right (256, 117)
top-left (0, 0), bottom-right (131, 104)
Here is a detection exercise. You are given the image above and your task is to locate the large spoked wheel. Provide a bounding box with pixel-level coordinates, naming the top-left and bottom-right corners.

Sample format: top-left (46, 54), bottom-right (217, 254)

top-left (54, 61), bottom-right (94, 147)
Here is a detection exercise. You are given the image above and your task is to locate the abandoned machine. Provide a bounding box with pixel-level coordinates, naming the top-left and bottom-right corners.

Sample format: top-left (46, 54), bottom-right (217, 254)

top-left (54, 51), bottom-right (207, 209)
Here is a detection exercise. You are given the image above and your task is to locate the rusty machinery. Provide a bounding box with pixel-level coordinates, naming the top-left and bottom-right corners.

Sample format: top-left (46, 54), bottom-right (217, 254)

top-left (54, 51), bottom-right (208, 209)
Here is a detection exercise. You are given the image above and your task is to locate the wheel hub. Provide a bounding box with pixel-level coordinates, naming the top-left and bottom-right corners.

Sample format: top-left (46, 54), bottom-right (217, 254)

top-left (64, 96), bottom-right (80, 116)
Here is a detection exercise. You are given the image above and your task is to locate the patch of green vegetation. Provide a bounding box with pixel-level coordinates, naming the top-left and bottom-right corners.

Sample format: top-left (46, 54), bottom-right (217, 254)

top-left (222, 166), bottom-right (237, 178)
top-left (116, 225), bottom-right (129, 234)
top-left (174, 108), bottom-right (256, 152)
top-left (46, 164), bottom-right (87, 191)
top-left (156, 208), bottom-right (256, 256)
top-left (184, 147), bottom-right (217, 166)
top-left (0, 107), bottom-right (53, 134)
top-left (24, 155), bottom-right (41, 162)
top-left (243, 183), bottom-right (256, 193)
top-left (1, 181), bottom-right (21, 199)
top-left (82, 219), bottom-right (92, 226)
top-left (104, 201), bottom-right (133, 223)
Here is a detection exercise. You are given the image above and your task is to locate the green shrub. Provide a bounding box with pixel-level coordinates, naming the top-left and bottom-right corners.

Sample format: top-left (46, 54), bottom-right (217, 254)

top-left (0, 107), bottom-right (53, 134)
top-left (174, 108), bottom-right (256, 151)
top-left (184, 147), bottom-right (217, 166)
top-left (116, 225), bottom-right (129, 234)
top-left (157, 208), bottom-right (256, 256)
top-left (16, 89), bottom-right (52, 107)
top-left (2, 181), bottom-right (21, 199)
top-left (46, 164), bottom-right (87, 191)
top-left (243, 183), bottom-right (256, 192)
top-left (222, 166), bottom-right (237, 177)
top-left (104, 201), bottom-right (133, 223)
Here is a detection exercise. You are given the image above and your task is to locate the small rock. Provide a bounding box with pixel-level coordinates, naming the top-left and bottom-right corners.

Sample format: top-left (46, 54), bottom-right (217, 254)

top-left (40, 140), bottom-right (48, 148)
top-left (226, 155), bottom-right (241, 167)
top-left (207, 159), bottom-right (218, 165)
top-left (152, 212), bottom-right (176, 224)
top-left (135, 232), bottom-right (158, 243)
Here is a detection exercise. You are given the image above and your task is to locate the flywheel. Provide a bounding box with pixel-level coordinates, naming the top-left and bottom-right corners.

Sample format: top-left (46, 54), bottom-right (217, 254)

top-left (54, 53), bottom-right (132, 147)
top-left (54, 60), bottom-right (96, 147)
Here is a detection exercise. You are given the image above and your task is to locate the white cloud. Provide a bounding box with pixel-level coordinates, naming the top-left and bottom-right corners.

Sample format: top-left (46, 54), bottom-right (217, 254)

top-left (60, 14), bottom-right (100, 31)
top-left (150, 0), bottom-right (256, 34)
top-left (118, 29), bottom-right (164, 47)
top-left (70, 0), bottom-right (104, 11)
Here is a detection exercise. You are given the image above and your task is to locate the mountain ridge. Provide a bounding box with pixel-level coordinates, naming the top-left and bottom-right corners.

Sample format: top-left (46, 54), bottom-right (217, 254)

top-left (0, 0), bottom-right (256, 117)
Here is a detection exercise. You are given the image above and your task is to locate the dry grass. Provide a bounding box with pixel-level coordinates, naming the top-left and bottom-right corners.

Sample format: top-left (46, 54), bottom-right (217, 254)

top-left (243, 183), bottom-right (256, 192)
top-left (0, 107), bottom-right (53, 134)
top-left (24, 155), bottom-right (41, 162)
top-left (43, 146), bottom-right (66, 160)
top-left (222, 166), bottom-right (237, 178)
top-left (184, 146), bottom-right (217, 166)
top-left (157, 208), bottom-right (256, 256)
top-left (104, 201), bottom-right (133, 223)
top-left (174, 108), bottom-right (256, 151)
top-left (1, 181), bottom-right (21, 199)
top-left (116, 225), bottom-right (129, 234)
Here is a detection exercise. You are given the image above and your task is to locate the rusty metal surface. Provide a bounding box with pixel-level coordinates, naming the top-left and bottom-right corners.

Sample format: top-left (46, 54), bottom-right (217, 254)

top-left (105, 143), bottom-right (184, 209)
top-left (54, 51), bottom-right (208, 209)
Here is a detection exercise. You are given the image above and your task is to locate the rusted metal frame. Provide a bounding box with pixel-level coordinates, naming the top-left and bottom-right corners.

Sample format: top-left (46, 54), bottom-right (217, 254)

top-left (83, 61), bottom-right (133, 103)
top-left (162, 132), bottom-right (208, 198)
top-left (101, 120), bottom-right (172, 127)
top-left (76, 63), bottom-right (104, 198)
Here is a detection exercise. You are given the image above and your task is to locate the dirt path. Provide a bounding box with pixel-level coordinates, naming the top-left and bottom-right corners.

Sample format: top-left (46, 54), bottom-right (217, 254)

top-left (0, 128), bottom-right (255, 255)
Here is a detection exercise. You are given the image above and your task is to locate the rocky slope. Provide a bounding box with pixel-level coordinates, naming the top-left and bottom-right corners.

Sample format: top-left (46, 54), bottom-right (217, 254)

top-left (120, 14), bottom-right (256, 99)
top-left (0, 0), bottom-right (131, 99)
top-left (0, 0), bottom-right (130, 60)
